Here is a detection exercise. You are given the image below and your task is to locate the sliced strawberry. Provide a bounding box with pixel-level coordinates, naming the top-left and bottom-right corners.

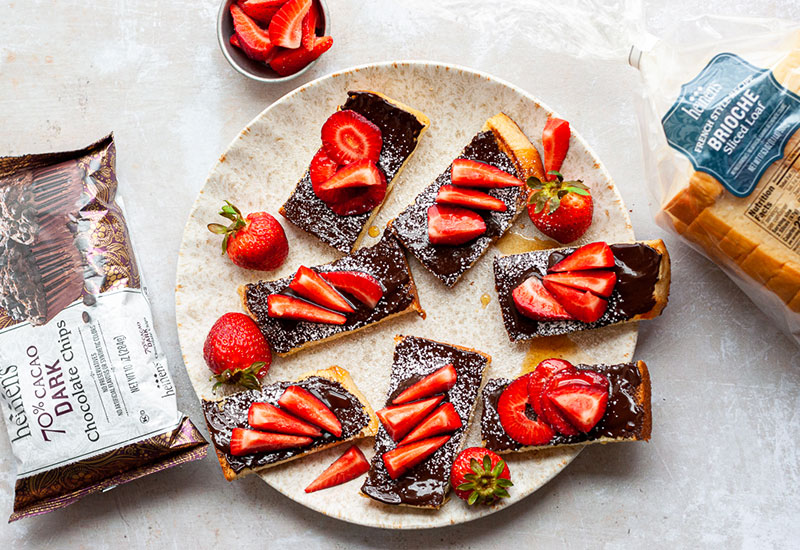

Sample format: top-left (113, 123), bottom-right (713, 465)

top-left (248, 402), bottom-right (323, 437)
top-left (497, 374), bottom-right (555, 446)
top-left (375, 395), bottom-right (444, 441)
top-left (300, 0), bottom-right (319, 50)
top-left (267, 294), bottom-right (347, 325)
top-left (542, 370), bottom-right (609, 435)
top-left (239, 0), bottom-right (286, 25)
top-left (548, 384), bottom-right (609, 433)
top-left (288, 265), bottom-right (354, 313)
top-left (392, 364), bottom-right (457, 405)
top-left (549, 242), bottom-right (615, 273)
top-left (542, 118), bottom-right (571, 181)
top-left (528, 358), bottom-right (576, 420)
top-left (427, 204), bottom-right (487, 246)
top-left (319, 271), bottom-right (384, 309)
top-left (268, 0), bottom-right (311, 48)
top-left (435, 185), bottom-right (507, 212)
top-left (398, 402), bottom-right (462, 445)
top-left (542, 279), bottom-right (608, 324)
top-left (230, 4), bottom-right (276, 62)
top-left (450, 159), bottom-right (523, 188)
top-left (305, 445), bottom-right (370, 493)
top-left (320, 110), bottom-right (383, 165)
top-left (512, 276), bottom-right (574, 322)
top-left (270, 35), bottom-right (333, 76)
top-left (278, 385), bottom-right (343, 437)
top-left (312, 159), bottom-right (387, 216)
top-left (382, 435), bottom-right (451, 479)
top-left (229, 427), bottom-right (312, 456)
top-left (543, 270), bottom-right (617, 298)
top-left (309, 147), bottom-right (339, 188)
top-left (230, 34), bottom-right (242, 49)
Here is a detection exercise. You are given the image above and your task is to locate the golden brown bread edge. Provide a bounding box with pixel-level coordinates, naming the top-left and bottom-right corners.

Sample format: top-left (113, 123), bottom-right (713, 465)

top-left (483, 360), bottom-right (652, 454)
top-left (205, 366), bottom-right (379, 482)
top-left (278, 89), bottom-right (431, 253)
top-left (360, 334), bottom-right (492, 510)
top-left (662, 45), bottom-right (800, 312)
top-left (237, 243), bottom-right (425, 357)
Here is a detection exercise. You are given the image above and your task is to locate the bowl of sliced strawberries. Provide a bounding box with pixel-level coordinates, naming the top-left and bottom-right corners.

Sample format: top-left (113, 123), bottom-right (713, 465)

top-left (218, 0), bottom-right (332, 82)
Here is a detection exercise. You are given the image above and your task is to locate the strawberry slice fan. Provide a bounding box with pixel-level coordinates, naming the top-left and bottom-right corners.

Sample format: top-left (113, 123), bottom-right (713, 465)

top-left (374, 364), bottom-right (462, 480)
top-left (267, 264), bottom-right (384, 325)
top-left (496, 358), bottom-right (612, 446)
top-left (427, 159), bottom-right (523, 246)
top-left (513, 242), bottom-right (618, 324)
top-left (309, 110), bottom-right (387, 215)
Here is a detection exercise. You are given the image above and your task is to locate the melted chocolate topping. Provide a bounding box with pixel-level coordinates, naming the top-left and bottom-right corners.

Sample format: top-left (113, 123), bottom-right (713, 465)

top-left (243, 235), bottom-right (419, 355)
top-left (481, 363), bottom-right (646, 452)
top-left (389, 131), bottom-right (527, 287)
top-left (360, 336), bottom-right (489, 508)
top-left (494, 243), bottom-right (664, 341)
top-left (202, 376), bottom-right (370, 474)
top-left (281, 91), bottom-right (427, 252)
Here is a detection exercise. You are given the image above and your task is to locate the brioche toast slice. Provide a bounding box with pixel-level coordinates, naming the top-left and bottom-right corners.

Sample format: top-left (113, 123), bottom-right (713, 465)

top-left (388, 113), bottom-right (545, 287)
top-left (493, 239), bottom-right (671, 342)
top-left (280, 90), bottom-right (430, 253)
top-left (360, 335), bottom-right (490, 509)
top-left (481, 360), bottom-right (651, 454)
top-left (202, 366), bottom-right (378, 481)
top-left (239, 234), bottom-right (423, 357)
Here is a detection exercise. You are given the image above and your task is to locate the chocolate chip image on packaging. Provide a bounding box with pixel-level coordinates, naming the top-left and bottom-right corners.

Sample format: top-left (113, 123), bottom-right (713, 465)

top-left (0, 136), bottom-right (207, 521)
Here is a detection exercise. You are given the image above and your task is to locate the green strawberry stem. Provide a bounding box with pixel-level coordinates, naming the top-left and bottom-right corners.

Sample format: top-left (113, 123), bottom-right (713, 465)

top-left (207, 200), bottom-right (247, 255)
top-left (526, 172), bottom-right (590, 215)
top-left (210, 361), bottom-right (265, 393)
top-left (456, 455), bottom-right (513, 505)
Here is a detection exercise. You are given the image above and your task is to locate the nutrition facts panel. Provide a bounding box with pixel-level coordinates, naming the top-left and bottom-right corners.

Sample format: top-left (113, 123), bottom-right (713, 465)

top-left (745, 140), bottom-right (800, 251)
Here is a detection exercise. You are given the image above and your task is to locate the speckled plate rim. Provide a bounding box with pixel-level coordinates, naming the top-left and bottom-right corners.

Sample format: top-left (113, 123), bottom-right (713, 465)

top-left (176, 60), bottom-right (637, 530)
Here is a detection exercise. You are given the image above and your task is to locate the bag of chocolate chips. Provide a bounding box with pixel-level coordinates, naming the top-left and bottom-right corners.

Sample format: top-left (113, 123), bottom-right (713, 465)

top-left (0, 135), bottom-right (207, 521)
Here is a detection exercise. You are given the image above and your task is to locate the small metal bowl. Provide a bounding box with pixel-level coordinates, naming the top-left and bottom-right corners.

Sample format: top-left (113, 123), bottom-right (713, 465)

top-left (217, 0), bottom-right (330, 83)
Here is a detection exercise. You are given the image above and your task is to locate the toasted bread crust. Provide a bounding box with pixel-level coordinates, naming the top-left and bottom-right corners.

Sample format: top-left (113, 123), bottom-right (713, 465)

top-left (208, 366), bottom-right (378, 481)
top-left (636, 239), bottom-right (671, 321)
top-left (484, 359), bottom-right (652, 454)
top-left (484, 113), bottom-right (546, 181)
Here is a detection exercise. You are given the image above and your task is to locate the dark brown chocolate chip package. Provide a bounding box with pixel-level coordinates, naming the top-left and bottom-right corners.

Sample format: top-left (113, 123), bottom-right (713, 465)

top-left (0, 135), bottom-right (207, 521)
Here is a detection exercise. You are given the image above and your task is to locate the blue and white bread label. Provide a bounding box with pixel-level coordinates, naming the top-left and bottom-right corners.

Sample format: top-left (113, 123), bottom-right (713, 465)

top-left (662, 52), bottom-right (800, 198)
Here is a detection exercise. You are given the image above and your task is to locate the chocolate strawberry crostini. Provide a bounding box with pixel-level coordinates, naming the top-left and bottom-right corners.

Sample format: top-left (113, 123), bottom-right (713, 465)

top-left (361, 335), bottom-right (490, 509)
top-left (388, 113), bottom-right (545, 287)
top-left (481, 359), bottom-right (651, 453)
top-left (494, 240), bottom-right (671, 342)
top-left (239, 234), bottom-right (423, 356)
top-left (280, 91), bottom-right (430, 253)
top-left (202, 366), bottom-right (378, 481)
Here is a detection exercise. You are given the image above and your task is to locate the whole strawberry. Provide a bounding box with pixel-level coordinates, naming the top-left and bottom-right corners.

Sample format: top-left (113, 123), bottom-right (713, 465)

top-left (526, 172), bottom-right (593, 244)
top-left (203, 312), bottom-right (271, 391)
top-left (450, 447), bottom-right (513, 505)
top-left (208, 201), bottom-right (288, 271)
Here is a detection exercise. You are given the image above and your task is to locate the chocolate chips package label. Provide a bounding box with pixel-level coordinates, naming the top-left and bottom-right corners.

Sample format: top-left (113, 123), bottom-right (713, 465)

top-left (0, 289), bottom-right (180, 477)
top-left (0, 135), bottom-right (207, 521)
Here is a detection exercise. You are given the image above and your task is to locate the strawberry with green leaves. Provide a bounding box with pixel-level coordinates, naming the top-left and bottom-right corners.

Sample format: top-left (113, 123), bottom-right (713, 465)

top-left (526, 172), bottom-right (593, 244)
top-left (208, 201), bottom-right (289, 271)
top-left (203, 312), bottom-right (271, 391)
top-left (450, 447), bottom-right (513, 506)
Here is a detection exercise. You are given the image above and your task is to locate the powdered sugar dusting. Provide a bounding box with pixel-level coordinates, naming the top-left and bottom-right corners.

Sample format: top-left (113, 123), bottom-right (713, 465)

top-left (361, 335), bottom-right (488, 508)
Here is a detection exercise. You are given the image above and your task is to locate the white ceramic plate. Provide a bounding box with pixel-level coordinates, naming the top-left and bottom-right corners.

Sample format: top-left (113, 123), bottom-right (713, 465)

top-left (176, 61), bottom-right (636, 529)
